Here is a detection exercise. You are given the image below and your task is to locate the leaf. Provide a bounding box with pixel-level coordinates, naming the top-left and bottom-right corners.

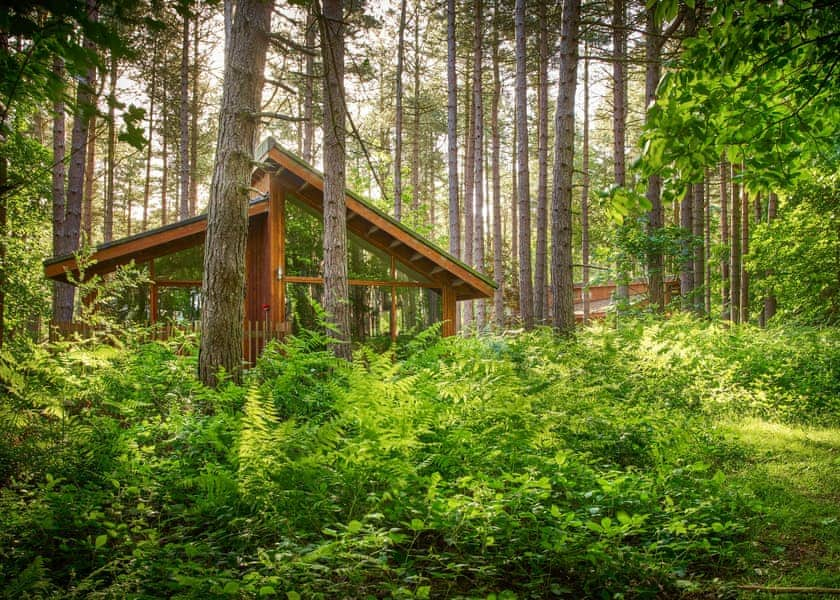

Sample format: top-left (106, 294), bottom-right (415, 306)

top-left (347, 520), bottom-right (363, 534)
top-left (287, 592), bottom-right (301, 600)
top-left (95, 534), bottom-right (107, 549)
top-left (222, 581), bottom-right (240, 595)
top-left (259, 586), bottom-right (276, 596)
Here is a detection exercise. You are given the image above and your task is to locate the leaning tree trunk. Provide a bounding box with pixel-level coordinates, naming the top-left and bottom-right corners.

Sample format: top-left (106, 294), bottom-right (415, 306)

top-left (320, 0), bottom-right (351, 359)
top-left (514, 0), bottom-right (533, 329)
top-left (550, 0), bottom-right (581, 334)
top-left (199, 0), bottom-right (271, 386)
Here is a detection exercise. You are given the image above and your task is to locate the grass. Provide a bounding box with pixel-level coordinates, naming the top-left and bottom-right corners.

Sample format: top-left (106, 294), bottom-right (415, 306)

top-left (725, 419), bottom-right (840, 599)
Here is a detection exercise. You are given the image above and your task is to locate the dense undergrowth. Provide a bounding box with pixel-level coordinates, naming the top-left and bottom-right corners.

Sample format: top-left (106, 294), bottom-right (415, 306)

top-left (1, 316), bottom-right (838, 598)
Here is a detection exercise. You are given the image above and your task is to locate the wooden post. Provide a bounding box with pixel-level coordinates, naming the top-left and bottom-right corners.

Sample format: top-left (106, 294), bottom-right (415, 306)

top-left (441, 285), bottom-right (456, 337)
top-left (149, 259), bottom-right (158, 324)
top-left (390, 256), bottom-right (397, 343)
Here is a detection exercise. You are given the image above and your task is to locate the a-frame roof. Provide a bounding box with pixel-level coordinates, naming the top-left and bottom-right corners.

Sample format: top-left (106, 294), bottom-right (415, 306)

top-left (44, 139), bottom-right (495, 301)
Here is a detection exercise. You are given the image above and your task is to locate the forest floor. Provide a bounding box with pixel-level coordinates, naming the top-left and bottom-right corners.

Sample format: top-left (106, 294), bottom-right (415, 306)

top-left (724, 419), bottom-right (840, 598)
top-left (1, 315), bottom-right (839, 598)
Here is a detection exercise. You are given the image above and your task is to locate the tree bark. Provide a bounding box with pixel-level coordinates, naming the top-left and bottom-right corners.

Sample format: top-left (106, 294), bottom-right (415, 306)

top-left (303, 6), bottom-right (316, 164)
top-left (446, 0), bottom-right (459, 264)
top-left (740, 184), bottom-right (750, 322)
top-left (319, 0), bottom-right (351, 358)
top-left (514, 0), bottom-right (533, 329)
top-left (764, 192), bottom-right (777, 322)
top-left (534, 0), bottom-right (549, 323)
top-left (550, 0), bottom-right (580, 333)
top-left (472, 0), bottom-right (485, 329)
top-left (199, 0), bottom-right (271, 386)
top-left (692, 181), bottom-right (704, 314)
top-left (644, 9), bottom-right (664, 310)
top-left (730, 163), bottom-right (742, 323)
top-left (143, 42), bottom-right (156, 231)
top-left (680, 187), bottom-right (694, 308)
top-left (394, 0), bottom-right (406, 221)
top-left (411, 6), bottom-right (421, 218)
top-left (105, 50), bottom-right (116, 242)
top-left (705, 172), bottom-right (711, 316)
top-left (720, 155), bottom-right (729, 318)
top-left (462, 53), bottom-right (474, 328)
top-left (190, 11), bottom-right (200, 216)
top-left (581, 45), bottom-right (591, 323)
top-left (83, 112), bottom-right (96, 243)
top-left (179, 7), bottom-right (191, 221)
top-left (51, 57), bottom-right (68, 322)
top-left (491, 0), bottom-right (503, 329)
top-left (613, 0), bottom-right (628, 301)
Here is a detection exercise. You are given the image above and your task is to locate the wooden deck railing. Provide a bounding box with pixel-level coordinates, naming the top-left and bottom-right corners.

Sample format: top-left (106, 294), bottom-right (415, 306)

top-left (49, 320), bottom-right (291, 364)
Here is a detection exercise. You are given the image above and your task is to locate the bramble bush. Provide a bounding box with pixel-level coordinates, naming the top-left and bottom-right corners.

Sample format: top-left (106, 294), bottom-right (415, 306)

top-left (0, 317), bottom-right (837, 598)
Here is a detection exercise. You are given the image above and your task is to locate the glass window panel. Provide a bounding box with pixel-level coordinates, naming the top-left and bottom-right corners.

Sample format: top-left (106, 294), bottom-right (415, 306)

top-left (100, 281), bottom-right (151, 323)
top-left (153, 245), bottom-right (203, 281)
top-left (285, 194), bottom-right (323, 277)
top-left (348, 234), bottom-right (391, 281)
top-left (395, 286), bottom-right (441, 339)
top-left (348, 285), bottom-right (392, 344)
top-left (157, 286), bottom-right (202, 323)
top-left (286, 282), bottom-right (324, 334)
top-left (395, 259), bottom-right (431, 283)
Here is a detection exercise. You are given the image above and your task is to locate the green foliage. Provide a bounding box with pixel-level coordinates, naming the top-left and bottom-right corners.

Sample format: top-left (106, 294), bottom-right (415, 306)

top-left (0, 319), bottom-right (838, 597)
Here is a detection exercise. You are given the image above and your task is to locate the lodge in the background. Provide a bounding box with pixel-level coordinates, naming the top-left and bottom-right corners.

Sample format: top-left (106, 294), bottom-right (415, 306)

top-left (44, 138), bottom-right (495, 358)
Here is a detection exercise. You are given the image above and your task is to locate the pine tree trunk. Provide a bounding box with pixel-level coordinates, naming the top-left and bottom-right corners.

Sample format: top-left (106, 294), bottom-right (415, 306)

top-left (52, 57), bottom-right (68, 322)
top-left (720, 155), bottom-right (729, 318)
top-left (514, 0), bottom-right (533, 329)
top-left (472, 0), bottom-right (485, 329)
top-left (692, 181), bottom-right (704, 314)
top-left (680, 187), bottom-right (694, 308)
top-left (320, 0), bottom-right (351, 359)
top-left (534, 1), bottom-right (549, 323)
top-left (581, 46), bottom-right (591, 323)
top-left (510, 106), bottom-right (518, 296)
top-left (190, 11), bottom-right (200, 216)
top-left (705, 172), bottom-right (712, 316)
top-left (644, 10), bottom-right (664, 310)
top-left (303, 7), bottom-right (316, 164)
top-left (462, 56), bottom-right (474, 328)
top-left (198, 0), bottom-right (271, 386)
top-left (83, 112), bottom-right (95, 243)
top-left (740, 185), bottom-right (750, 322)
top-left (446, 0), bottom-right (460, 264)
top-left (764, 192), bottom-right (778, 322)
top-left (550, 0), bottom-right (580, 333)
top-left (143, 41), bottom-right (157, 231)
top-left (491, 0), bottom-right (503, 329)
top-left (613, 0), bottom-right (628, 300)
top-left (730, 163), bottom-right (742, 323)
top-left (161, 92), bottom-right (168, 226)
top-left (105, 51), bottom-right (116, 243)
top-left (411, 7), bottom-right (421, 218)
top-left (394, 0), bottom-right (406, 221)
top-left (179, 9), bottom-right (191, 221)
top-left (755, 192), bottom-right (765, 326)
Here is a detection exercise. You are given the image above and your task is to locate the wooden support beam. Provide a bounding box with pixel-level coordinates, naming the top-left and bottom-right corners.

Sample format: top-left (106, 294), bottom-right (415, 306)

top-left (410, 252), bottom-right (422, 262)
top-left (441, 286), bottom-right (456, 337)
top-left (431, 266), bottom-right (443, 274)
top-left (369, 225), bottom-right (379, 235)
top-left (298, 180), bottom-right (309, 193)
top-left (452, 279), bottom-right (465, 287)
top-left (268, 175), bottom-right (285, 325)
top-left (389, 239), bottom-right (402, 248)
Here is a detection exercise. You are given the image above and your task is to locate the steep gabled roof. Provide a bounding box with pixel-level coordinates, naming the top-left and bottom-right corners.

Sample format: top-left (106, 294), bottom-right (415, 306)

top-left (45, 139), bottom-right (495, 300)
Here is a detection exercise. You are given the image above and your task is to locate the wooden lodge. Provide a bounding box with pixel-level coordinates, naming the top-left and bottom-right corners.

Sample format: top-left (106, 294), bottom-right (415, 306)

top-left (44, 138), bottom-right (496, 355)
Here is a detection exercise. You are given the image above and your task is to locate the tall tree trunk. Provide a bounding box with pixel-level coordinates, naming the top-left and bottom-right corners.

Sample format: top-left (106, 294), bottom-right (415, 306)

top-left (514, 0), bottom-right (533, 329)
top-left (740, 185), bottom-right (750, 322)
top-left (491, 0), bottom-right (503, 329)
top-left (57, 0), bottom-right (97, 321)
top-left (692, 181), bottom-right (704, 314)
top-left (534, 0), bottom-right (549, 323)
top-left (730, 163), bottom-right (741, 323)
top-left (764, 192), bottom-right (777, 322)
top-left (510, 105), bottom-right (518, 296)
top-left (613, 0), bottom-right (628, 300)
top-left (644, 9), bottom-right (664, 310)
top-left (394, 0), bottom-right (406, 221)
top-left (581, 45), bottom-right (591, 323)
top-left (704, 171), bottom-right (711, 316)
top-left (550, 0), bottom-right (580, 333)
top-left (0, 33), bottom-right (6, 346)
top-left (105, 50), bottom-right (117, 243)
top-left (411, 7), bottom-right (421, 218)
top-left (161, 92), bottom-right (169, 226)
top-left (143, 41), bottom-right (157, 231)
top-left (462, 55), bottom-right (474, 328)
top-left (190, 10), bottom-right (200, 216)
top-left (51, 57), bottom-right (68, 322)
top-left (720, 155), bottom-right (729, 318)
top-left (179, 7), bottom-right (191, 221)
top-left (446, 0), bottom-right (459, 264)
top-left (319, 0), bottom-right (351, 359)
top-left (472, 0), bottom-right (485, 328)
top-left (83, 113), bottom-right (95, 243)
top-left (679, 187), bottom-right (694, 307)
top-left (303, 7), bottom-right (316, 164)
top-left (755, 192), bottom-right (764, 326)
top-left (198, 0), bottom-right (271, 386)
